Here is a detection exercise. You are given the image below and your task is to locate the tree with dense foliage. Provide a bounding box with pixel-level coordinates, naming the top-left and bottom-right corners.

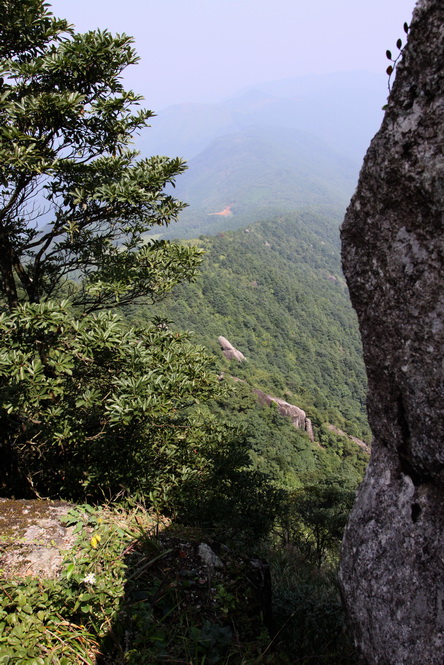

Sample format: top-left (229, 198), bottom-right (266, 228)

top-left (0, 1), bottom-right (235, 505)
top-left (279, 480), bottom-right (356, 567)
top-left (0, 0), bottom-right (201, 312)
top-left (0, 300), bottom-right (223, 500)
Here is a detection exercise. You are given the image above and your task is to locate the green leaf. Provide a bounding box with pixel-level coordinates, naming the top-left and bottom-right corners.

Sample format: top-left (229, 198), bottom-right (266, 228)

top-left (65, 563), bottom-right (76, 580)
top-left (80, 604), bottom-right (93, 613)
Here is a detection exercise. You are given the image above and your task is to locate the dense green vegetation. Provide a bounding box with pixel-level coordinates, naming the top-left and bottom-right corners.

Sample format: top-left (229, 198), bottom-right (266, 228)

top-left (0, 0), bottom-right (223, 507)
top-left (207, 383), bottom-right (368, 493)
top-left (0, 503), bottom-right (358, 664)
top-left (139, 210), bottom-right (370, 443)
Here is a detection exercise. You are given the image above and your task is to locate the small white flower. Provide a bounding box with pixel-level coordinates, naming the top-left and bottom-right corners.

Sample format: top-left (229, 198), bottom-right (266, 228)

top-left (82, 572), bottom-right (96, 585)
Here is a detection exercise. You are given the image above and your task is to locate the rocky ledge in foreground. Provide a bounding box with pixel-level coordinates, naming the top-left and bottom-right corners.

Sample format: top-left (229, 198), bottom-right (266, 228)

top-left (0, 498), bottom-right (75, 578)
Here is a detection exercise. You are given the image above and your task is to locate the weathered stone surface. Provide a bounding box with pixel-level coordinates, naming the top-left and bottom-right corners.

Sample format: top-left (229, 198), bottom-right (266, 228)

top-left (198, 542), bottom-right (224, 569)
top-left (305, 417), bottom-right (314, 443)
top-left (339, 1), bottom-right (444, 663)
top-left (222, 372), bottom-right (318, 441)
top-left (0, 499), bottom-right (75, 578)
top-left (218, 336), bottom-right (246, 362)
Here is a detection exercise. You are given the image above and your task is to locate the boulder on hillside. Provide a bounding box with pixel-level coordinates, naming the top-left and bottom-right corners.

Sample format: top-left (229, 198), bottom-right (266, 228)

top-left (253, 389), bottom-right (314, 441)
top-left (218, 336), bottom-right (246, 362)
top-left (339, 1), bottom-right (444, 663)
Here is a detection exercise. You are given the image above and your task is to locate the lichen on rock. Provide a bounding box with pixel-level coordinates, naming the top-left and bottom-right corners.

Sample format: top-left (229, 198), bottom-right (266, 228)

top-left (0, 498), bottom-right (75, 578)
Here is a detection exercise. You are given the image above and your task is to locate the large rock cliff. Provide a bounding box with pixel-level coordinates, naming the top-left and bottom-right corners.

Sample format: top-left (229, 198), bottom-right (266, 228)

top-left (339, 1), bottom-right (444, 663)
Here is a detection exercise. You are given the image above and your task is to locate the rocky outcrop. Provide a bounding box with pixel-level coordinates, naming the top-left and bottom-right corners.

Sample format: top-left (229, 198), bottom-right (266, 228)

top-left (218, 336), bottom-right (246, 362)
top-left (339, 1), bottom-right (444, 664)
top-left (253, 389), bottom-right (314, 441)
top-left (0, 499), bottom-right (75, 578)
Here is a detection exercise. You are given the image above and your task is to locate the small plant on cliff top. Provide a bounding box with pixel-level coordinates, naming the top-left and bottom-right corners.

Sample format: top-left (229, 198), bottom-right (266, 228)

top-left (386, 22), bottom-right (410, 90)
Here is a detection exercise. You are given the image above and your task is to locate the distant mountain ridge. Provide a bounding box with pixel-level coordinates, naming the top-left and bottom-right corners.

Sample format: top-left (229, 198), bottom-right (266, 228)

top-left (139, 71), bottom-right (385, 239)
top-left (141, 70), bottom-right (386, 162)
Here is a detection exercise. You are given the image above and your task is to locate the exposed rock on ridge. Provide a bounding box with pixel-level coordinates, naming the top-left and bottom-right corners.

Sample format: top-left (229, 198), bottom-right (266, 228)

top-left (326, 424), bottom-right (370, 455)
top-left (253, 389), bottom-right (314, 441)
top-left (339, 1), bottom-right (444, 663)
top-left (218, 336), bottom-right (246, 362)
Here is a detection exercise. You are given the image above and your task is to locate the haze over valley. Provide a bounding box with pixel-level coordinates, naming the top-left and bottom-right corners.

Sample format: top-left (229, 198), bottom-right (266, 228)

top-left (140, 70), bottom-right (386, 237)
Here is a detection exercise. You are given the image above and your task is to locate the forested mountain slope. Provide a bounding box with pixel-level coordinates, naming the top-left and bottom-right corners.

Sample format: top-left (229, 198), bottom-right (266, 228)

top-left (135, 210), bottom-right (370, 445)
top-left (0, 4), bottom-right (371, 661)
top-left (156, 126), bottom-right (357, 238)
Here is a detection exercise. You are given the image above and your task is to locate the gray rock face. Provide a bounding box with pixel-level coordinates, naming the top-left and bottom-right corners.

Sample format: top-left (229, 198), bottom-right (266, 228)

top-left (198, 542), bottom-right (224, 569)
top-left (339, 1), bottom-right (444, 663)
top-left (0, 499), bottom-right (75, 578)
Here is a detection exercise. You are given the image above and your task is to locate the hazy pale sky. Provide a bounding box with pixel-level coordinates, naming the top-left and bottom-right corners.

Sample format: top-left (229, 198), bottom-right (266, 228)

top-left (49, 0), bottom-right (417, 111)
